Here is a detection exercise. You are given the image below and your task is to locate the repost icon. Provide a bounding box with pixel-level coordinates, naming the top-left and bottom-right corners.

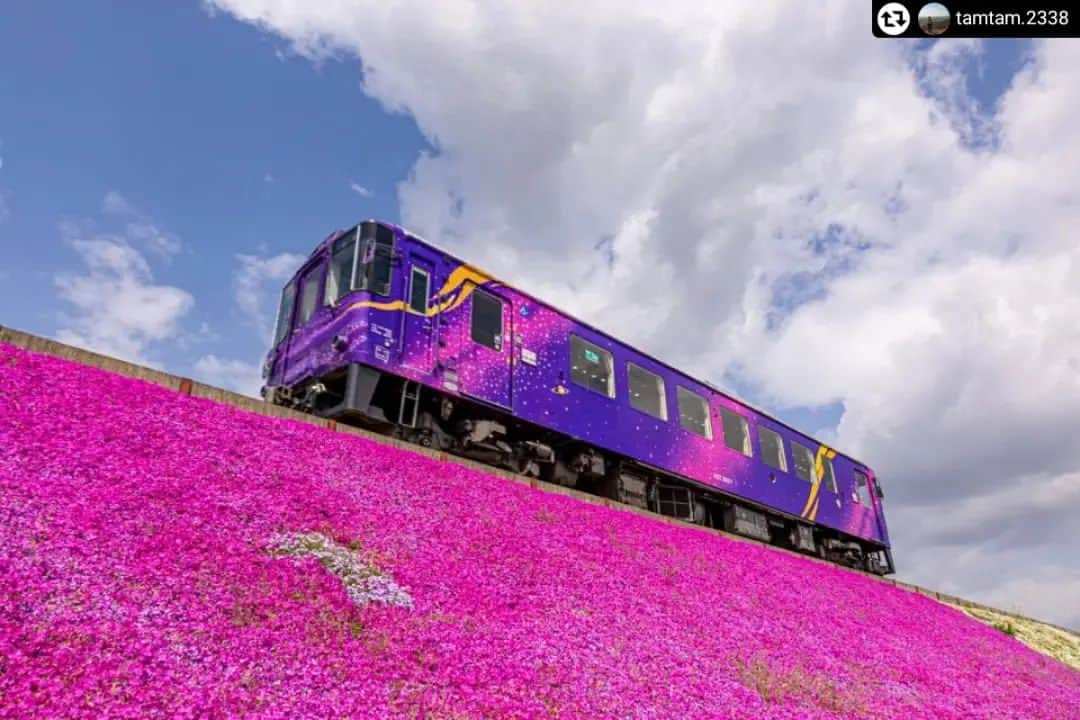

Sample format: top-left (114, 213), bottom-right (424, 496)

top-left (877, 2), bottom-right (911, 35)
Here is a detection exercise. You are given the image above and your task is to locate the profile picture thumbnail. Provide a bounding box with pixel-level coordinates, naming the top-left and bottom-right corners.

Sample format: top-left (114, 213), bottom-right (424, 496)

top-left (919, 3), bottom-right (951, 35)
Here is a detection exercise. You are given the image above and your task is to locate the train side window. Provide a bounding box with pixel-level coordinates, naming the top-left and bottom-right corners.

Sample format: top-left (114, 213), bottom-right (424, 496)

top-left (627, 362), bottom-right (667, 420)
top-left (470, 288), bottom-right (503, 351)
top-left (719, 407), bottom-right (752, 456)
top-left (272, 281), bottom-right (296, 347)
top-left (296, 268), bottom-right (321, 326)
top-left (408, 267), bottom-right (430, 314)
top-left (854, 470), bottom-right (873, 505)
top-left (570, 334), bottom-right (615, 397)
top-left (758, 426), bottom-right (787, 471)
top-left (325, 228), bottom-right (358, 305)
top-left (791, 441), bottom-right (814, 482)
top-left (676, 386), bottom-right (712, 439)
top-left (821, 456), bottom-right (838, 494)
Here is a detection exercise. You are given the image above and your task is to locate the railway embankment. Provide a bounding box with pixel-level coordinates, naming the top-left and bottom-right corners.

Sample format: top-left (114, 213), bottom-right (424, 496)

top-left (1, 329), bottom-right (1077, 718)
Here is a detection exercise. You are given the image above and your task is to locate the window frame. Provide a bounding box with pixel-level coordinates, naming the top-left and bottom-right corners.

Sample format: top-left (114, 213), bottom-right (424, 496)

top-left (469, 287), bottom-right (504, 351)
top-left (407, 265), bottom-right (431, 315)
top-left (626, 361), bottom-right (668, 421)
top-left (758, 425), bottom-right (787, 472)
top-left (791, 441), bottom-right (815, 482)
top-left (569, 333), bottom-right (616, 399)
top-left (719, 407), bottom-right (753, 457)
top-left (675, 385), bottom-right (712, 440)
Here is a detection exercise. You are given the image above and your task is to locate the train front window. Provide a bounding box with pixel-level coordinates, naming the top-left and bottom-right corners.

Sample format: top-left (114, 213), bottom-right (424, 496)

top-left (676, 386), bottom-right (712, 439)
top-left (325, 228), bottom-right (358, 305)
top-left (791, 441), bottom-right (814, 482)
top-left (272, 282), bottom-right (296, 347)
top-left (296, 268), bottom-right (321, 326)
top-left (570, 334), bottom-right (615, 397)
top-left (356, 222), bottom-right (395, 297)
top-left (324, 223), bottom-right (395, 302)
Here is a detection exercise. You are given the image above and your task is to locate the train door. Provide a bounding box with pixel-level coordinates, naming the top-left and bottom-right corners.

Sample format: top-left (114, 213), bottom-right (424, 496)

top-left (400, 252), bottom-right (437, 374)
top-left (855, 469), bottom-right (888, 541)
top-left (446, 282), bottom-right (512, 409)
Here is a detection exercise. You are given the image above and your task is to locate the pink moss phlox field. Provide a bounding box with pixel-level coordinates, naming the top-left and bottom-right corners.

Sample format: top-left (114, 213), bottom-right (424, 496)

top-left (0, 344), bottom-right (1076, 719)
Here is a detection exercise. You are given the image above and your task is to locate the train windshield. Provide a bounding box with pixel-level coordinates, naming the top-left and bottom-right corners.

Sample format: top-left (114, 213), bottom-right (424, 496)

top-left (272, 281), bottom-right (296, 347)
top-left (325, 222), bottom-right (395, 304)
top-left (325, 229), bottom-right (357, 305)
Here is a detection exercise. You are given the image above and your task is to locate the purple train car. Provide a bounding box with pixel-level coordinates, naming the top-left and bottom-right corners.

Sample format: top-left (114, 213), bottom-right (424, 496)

top-left (263, 220), bottom-right (894, 574)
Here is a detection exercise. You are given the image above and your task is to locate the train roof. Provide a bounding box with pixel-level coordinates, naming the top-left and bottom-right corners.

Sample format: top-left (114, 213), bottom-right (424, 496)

top-left (305, 219), bottom-right (876, 474)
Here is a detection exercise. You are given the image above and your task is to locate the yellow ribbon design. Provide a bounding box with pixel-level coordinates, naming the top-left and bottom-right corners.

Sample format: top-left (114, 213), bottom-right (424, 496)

top-left (801, 445), bottom-right (837, 522)
top-left (341, 264), bottom-right (494, 317)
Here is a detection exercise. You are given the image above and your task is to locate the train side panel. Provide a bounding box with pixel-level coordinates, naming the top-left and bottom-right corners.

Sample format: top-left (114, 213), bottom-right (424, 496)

top-left (501, 297), bottom-right (890, 547)
top-left (268, 226), bottom-right (890, 549)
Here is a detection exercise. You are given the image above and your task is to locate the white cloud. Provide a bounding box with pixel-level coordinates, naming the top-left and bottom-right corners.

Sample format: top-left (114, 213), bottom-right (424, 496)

top-left (101, 190), bottom-right (183, 259)
top-left (55, 228), bottom-right (194, 366)
top-left (193, 354), bottom-right (264, 397)
top-left (215, 249), bottom-right (307, 397)
top-left (102, 190), bottom-right (136, 216)
top-left (234, 251), bottom-right (306, 341)
top-left (350, 181), bottom-right (372, 198)
top-left (210, 2), bottom-right (1080, 626)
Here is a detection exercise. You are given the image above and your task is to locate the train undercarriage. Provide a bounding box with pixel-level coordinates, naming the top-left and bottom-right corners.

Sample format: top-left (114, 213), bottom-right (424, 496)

top-left (267, 363), bottom-right (895, 576)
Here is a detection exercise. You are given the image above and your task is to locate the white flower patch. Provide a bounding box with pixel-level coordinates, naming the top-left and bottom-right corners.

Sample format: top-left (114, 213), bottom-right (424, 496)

top-left (270, 532), bottom-right (413, 609)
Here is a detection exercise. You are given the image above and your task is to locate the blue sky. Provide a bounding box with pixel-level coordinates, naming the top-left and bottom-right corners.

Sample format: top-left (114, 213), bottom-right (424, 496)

top-left (0, 3), bottom-right (1029, 423)
top-left (1, 4), bottom-right (1075, 624)
top-left (0, 2), bottom-right (426, 381)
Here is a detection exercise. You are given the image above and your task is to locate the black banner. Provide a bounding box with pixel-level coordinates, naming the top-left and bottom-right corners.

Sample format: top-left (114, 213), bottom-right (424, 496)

top-left (872, 1), bottom-right (1078, 37)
